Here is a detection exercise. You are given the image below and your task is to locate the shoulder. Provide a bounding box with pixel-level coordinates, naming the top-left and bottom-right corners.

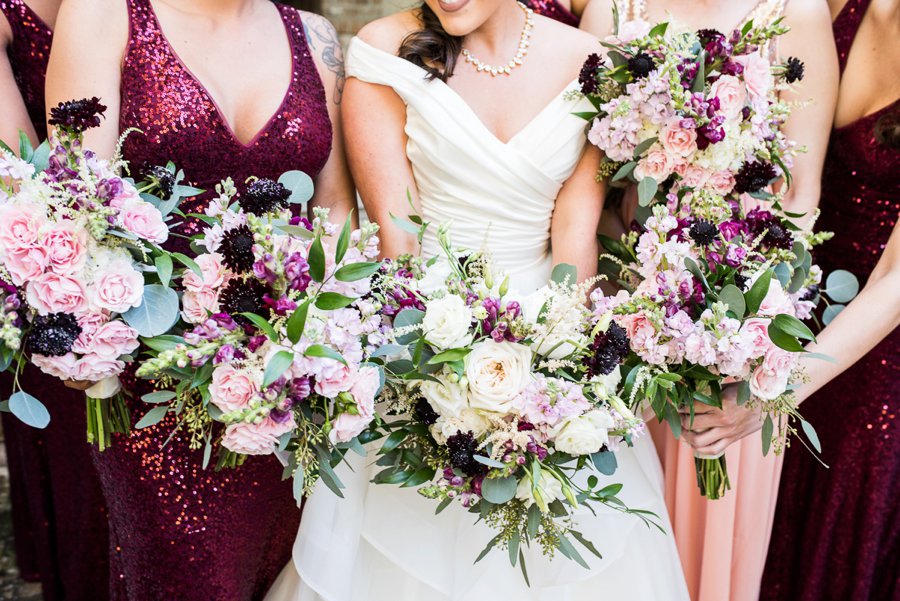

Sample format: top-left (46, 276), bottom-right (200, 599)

top-left (56, 0), bottom-right (127, 38)
top-left (356, 10), bottom-right (421, 56)
top-left (297, 10), bottom-right (342, 55)
top-left (579, 0), bottom-right (618, 39)
top-left (535, 14), bottom-right (602, 68)
top-left (782, 0), bottom-right (833, 31)
top-left (297, 9), bottom-right (338, 39)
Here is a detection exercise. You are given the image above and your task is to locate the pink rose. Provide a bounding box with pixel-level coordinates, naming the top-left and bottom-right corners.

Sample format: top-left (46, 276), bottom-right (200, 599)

top-left (181, 288), bottom-right (220, 324)
top-left (606, 18), bottom-right (652, 44)
top-left (31, 352), bottom-right (77, 380)
top-left (71, 355), bottom-right (126, 382)
top-left (4, 244), bottom-right (47, 285)
top-left (757, 278), bottom-right (794, 317)
top-left (26, 272), bottom-right (88, 315)
top-left (660, 118), bottom-right (698, 158)
top-left (314, 363), bottom-right (356, 398)
top-left (749, 347), bottom-right (795, 400)
top-left (108, 184), bottom-right (142, 210)
top-left (119, 199), bottom-right (169, 244)
top-left (183, 253), bottom-right (227, 292)
top-left (709, 74), bottom-right (748, 118)
top-left (328, 412), bottom-right (372, 444)
top-left (209, 364), bottom-right (259, 413)
top-left (0, 202), bottom-right (45, 249)
top-left (44, 222), bottom-right (88, 274)
top-left (678, 165), bottom-right (711, 190)
top-left (618, 312), bottom-right (657, 347)
top-left (81, 320), bottom-right (140, 359)
top-left (634, 148), bottom-right (674, 181)
top-left (91, 260), bottom-right (144, 313)
top-left (740, 317), bottom-right (773, 360)
top-left (221, 418), bottom-right (295, 455)
top-left (735, 52), bottom-right (772, 100)
top-left (349, 366), bottom-right (380, 418)
top-left (706, 170), bottom-right (736, 195)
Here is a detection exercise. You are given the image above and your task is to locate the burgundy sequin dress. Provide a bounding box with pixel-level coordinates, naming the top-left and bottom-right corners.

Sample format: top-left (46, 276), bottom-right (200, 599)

top-left (761, 1), bottom-right (900, 599)
top-left (0, 2), bottom-right (110, 600)
top-left (90, 1), bottom-right (332, 599)
top-left (523, 0), bottom-right (580, 26)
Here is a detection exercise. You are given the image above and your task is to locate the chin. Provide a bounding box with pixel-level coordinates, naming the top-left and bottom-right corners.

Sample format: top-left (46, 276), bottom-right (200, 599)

top-left (425, 0), bottom-right (500, 36)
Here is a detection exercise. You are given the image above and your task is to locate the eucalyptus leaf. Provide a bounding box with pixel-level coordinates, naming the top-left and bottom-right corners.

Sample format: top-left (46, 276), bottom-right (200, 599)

top-left (611, 161), bottom-right (637, 182)
top-left (122, 285), bottom-right (180, 337)
top-left (551, 263), bottom-right (577, 285)
top-left (9, 391), bottom-right (50, 429)
top-left (637, 176), bottom-right (658, 207)
top-left (155, 253), bottom-right (173, 288)
top-left (719, 284), bottom-right (746, 318)
top-left (822, 304), bottom-right (845, 325)
top-left (278, 170), bottom-right (315, 204)
top-left (481, 476), bottom-right (518, 504)
top-left (142, 391), bottom-right (176, 404)
top-left (591, 450), bottom-right (618, 476)
top-left (825, 270), bottom-right (860, 303)
top-left (135, 406), bottom-right (169, 429)
top-left (801, 419), bottom-right (822, 453)
top-left (761, 414), bottom-right (774, 456)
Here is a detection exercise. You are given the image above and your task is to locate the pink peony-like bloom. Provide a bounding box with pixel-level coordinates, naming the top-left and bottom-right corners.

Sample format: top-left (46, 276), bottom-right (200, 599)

top-left (0, 201), bottom-right (45, 249)
top-left (709, 74), bottom-right (748, 119)
top-left (44, 221), bottom-right (88, 274)
top-left (740, 317), bottom-right (773, 360)
top-left (707, 170), bottom-right (736, 195)
top-left (108, 184), bottom-right (142, 210)
top-left (757, 278), bottom-right (795, 317)
top-left (606, 18), bottom-right (652, 44)
top-left (181, 288), bottom-right (220, 324)
top-left (314, 363), bottom-right (356, 399)
top-left (26, 272), bottom-right (88, 315)
top-left (83, 320), bottom-right (140, 359)
top-left (182, 253), bottom-right (227, 292)
top-left (660, 117), bottom-right (698, 158)
top-left (119, 198), bottom-right (169, 244)
top-left (209, 364), bottom-right (259, 413)
top-left (678, 164), bottom-right (711, 190)
top-left (349, 366), bottom-right (380, 418)
top-left (221, 417), bottom-right (295, 455)
top-left (73, 311), bottom-right (110, 354)
top-left (4, 244), bottom-right (48, 285)
top-left (735, 52), bottom-right (773, 100)
top-left (31, 352), bottom-right (77, 380)
top-left (329, 412), bottom-right (372, 444)
top-left (90, 260), bottom-right (144, 313)
top-left (71, 355), bottom-right (126, 383)
top-left (749, 347), bottom-right (795, 400)
top-left (635, 148), bottom-right (675, 182)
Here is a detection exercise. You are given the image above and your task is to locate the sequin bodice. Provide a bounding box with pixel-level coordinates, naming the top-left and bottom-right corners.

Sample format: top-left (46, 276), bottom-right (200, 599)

top-left (817, 0), bottom-right (900, 281)
top-left (120, 0), bottom-right (332, 247)
top-left (523, 0), bottom-right (580, 26)
top-left (0, 0), bottom-right (52, 139)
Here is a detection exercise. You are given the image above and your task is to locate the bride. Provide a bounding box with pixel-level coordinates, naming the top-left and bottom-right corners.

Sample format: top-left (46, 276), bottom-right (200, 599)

top-left (268, 1), bottom-right (689, 598)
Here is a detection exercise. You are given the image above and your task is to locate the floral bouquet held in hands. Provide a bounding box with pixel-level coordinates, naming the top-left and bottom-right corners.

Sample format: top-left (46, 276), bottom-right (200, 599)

top-left (0, 99), bottom-right (181, 449)
top-left (136, 174), bottom-right (385, 501)
top-left (367, 224), bottom-right (652, 578)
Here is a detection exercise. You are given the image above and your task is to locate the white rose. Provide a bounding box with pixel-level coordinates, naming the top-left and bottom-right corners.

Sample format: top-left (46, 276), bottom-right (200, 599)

top-left (422, 295), bottom-right (473, 350)
top-left (552, 410), bottom-right (615, 456)
top-left (465, 341), bottom-right (533, 413)
top-left (85, 376), bottom-right (122, 399)
top-left (430, 408), bottom-right (491, 445)
top-left (591, 366), bottom-right (623, 399)
top-left (417, 256), bottom-right (453, 295)
top-left (420, 372), bottom-right (468, 418)
top-left (515, 470), bottom-right (565, 510)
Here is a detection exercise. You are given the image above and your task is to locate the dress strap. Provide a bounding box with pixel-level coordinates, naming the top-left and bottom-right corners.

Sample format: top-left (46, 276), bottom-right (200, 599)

top-left (833, 0), bottom-right (872, 74)
top-left (0, 0), bottom-right (52, 39)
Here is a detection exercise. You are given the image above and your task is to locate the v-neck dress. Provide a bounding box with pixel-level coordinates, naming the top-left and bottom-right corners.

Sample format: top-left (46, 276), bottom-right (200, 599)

top-left (264, 37), bottom-right (689, 601)
top-left (90, 1), bottom-right (332, 600)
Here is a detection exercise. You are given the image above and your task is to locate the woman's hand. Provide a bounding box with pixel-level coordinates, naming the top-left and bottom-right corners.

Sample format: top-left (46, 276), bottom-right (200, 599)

top-left (680, 384), bottom-right (764, 456)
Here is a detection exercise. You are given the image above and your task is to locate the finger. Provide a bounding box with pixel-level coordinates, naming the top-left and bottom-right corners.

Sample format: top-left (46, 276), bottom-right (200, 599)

top-left (690, 412), bottom-right (729, 431)
top-left (696, 439), bottom-right (730, 457)
top-left (689, 427), bottom-right (725, 449)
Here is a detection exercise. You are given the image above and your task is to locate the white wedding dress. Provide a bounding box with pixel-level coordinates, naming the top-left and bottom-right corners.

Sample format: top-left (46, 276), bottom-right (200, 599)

top-left (265, 38), bottom-right (689, 601)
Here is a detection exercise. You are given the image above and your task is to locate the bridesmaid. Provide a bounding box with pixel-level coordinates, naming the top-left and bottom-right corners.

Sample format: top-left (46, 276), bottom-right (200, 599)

top-left (0, 1), bottom-right (110, 599)
top-left (580, 1), bottom-right (838, 600)
top-left (45, 0), bottom-right (354, 599)
top-left (523, 0), bottom-right (586, 25)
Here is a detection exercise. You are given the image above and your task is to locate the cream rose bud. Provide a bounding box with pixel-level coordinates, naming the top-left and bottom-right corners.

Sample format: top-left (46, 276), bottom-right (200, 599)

top-left (515, 470), bottom-right (565, 510)
top-left (591, 366), bottom-right (623, 399)
top-left (422, 295), bottom-right (474, 350)
top-left (465, 341), bottom-right (533, 414)
top-left (420, 371), bottom-right (468, 418)
top-left (552, 410), bottom-right (614, 455)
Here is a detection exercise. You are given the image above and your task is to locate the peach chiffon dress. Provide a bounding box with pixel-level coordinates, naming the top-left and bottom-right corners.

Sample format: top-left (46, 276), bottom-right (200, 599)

top-left (615, 0), bottom-right (789, 599)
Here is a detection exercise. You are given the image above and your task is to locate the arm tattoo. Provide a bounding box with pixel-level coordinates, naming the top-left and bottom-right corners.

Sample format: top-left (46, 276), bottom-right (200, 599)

top-left (302, 14), bottom-right (346, 105)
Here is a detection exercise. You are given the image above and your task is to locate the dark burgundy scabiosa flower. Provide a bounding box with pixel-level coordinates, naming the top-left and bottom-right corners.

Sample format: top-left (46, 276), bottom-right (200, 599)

top-left (799, 285), bottom-right (820, 302)
top-left (734, 161), bottom-right (778, 194)
top-left (144, 165), bottom-right (175, 198)
top-left (219, 225), bottom-right (256, 273)
top-left (746, 209), bottom-right (794, 250)
top-left (585, 322), bottom-right (629, 378)
top-left (28, 313), bottom-right (82, 357)
top-left (48, 97), bottom-right (107, 133)
top-left (784, 57), bottom-right (805, 83)
top-left (627, 52), bottom-right (656, 79)
top-left (239, 179), bottom-right (291, 216)
top-left (578, 53), bottom-right (602, 94)
top-left (734, 272), bottom-right (749, 291)
top-left (689, 219), bottom-right (719, 246)
top-left (413, 397), bottom-right (439, 426)
top-left (446, 431), bottom-right (487, 477)
top-left (219, 279), bottom-right (271, 318)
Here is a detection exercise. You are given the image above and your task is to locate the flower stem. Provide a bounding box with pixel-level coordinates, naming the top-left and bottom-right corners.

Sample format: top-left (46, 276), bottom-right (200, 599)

top-left (694, 455), bottom-right (731, 500)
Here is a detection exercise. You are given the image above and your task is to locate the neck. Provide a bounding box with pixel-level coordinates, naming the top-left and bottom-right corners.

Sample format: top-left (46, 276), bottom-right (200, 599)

top-left (465, 1), bottom-right (525, 57)
top-left (159, 0), bottom-right (256, 18)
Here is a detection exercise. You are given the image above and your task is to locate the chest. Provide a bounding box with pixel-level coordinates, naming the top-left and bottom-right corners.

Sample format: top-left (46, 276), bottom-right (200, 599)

top-left (639, 0), bottom-right (768, 32)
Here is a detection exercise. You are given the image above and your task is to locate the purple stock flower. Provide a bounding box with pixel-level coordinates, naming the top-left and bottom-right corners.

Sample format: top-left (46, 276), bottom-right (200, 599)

top-left (288, 216), bottom-right (314, 231)
top-left (697, 115), bottom-right (726, 149)
top-left (247, 335), bottom-right (268, 353)
top-left (269, 408), bottom-right (294, 425)
top-left (284, 253), bottom-right (311, 292)
top-left (697, 29), bottom-right (732, 60)
top-left (214, 344), bottom-right (235, 365)
top-left (263, 294), bottom-right (297, 316)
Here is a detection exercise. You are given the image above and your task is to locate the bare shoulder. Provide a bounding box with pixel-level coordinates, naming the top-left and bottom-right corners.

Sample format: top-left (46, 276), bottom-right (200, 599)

top-left (356, 10), bottom-right (421, 56)
top-left (535, 15), bottom-right (603, 72)
top-left (579, 0), bottom-right (618, 38)
top-left (56, 0), bottom-right (127, 41)
top-left (783, 0), bottom-right (834, 31)
top-left (298, 10), bottom-right (342, 57)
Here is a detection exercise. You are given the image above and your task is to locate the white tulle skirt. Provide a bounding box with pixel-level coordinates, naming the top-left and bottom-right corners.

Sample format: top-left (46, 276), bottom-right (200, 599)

top-left (265, 434), bottom-right (689, 601)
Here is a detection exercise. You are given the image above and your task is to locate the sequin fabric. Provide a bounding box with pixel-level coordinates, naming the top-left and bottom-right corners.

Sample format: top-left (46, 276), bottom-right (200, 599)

top-left (762, 0), bottom-right (900, 599)
top-left (92, 1), bottom-right (332, 599)
top-left (1, 4), bottom-right (111, 599)
top-left (0, 0), bottom-right (50, 138)
top-left (523, 0), bottom-right (580, 26)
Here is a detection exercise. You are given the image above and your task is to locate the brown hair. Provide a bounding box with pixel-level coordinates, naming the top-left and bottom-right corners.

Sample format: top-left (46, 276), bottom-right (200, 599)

top-left (398, 3), bottom-right (463, 82)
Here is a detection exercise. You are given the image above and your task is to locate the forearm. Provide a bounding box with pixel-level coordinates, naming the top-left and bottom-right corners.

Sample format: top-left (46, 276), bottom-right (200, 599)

top-left (552, 221), bottom-right (600, 282)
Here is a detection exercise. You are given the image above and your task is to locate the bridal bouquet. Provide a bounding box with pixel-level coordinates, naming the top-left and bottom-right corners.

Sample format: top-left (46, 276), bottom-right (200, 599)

top-left (597, 203), bottom-right (857, 498)
top-left (369, 225), bottom-right (650, 577)
top-left (577, 17), bottom-right (804, 208)
top-left (135, 175), bottom-right (385, 501)
top-left (0, 98), bottom-right (181, 448)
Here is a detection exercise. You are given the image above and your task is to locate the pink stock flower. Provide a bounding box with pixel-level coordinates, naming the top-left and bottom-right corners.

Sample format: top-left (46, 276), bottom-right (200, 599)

top-left (209, 364), bottom-right (259, 413)
top-left (26, 272), bottom-right (88, 315)
top-left (660, 117), bottom-right (698, 158)
top-left (749, 347), bottom-right (795, 400)
top-left (91, 260), bottom-right (144, 313)
top-left (221, 418), bottom-right (294, 455)
top-left (44, 221), bottom-right (88, 274)
top-left (119, 199), bottom-right (168, 244)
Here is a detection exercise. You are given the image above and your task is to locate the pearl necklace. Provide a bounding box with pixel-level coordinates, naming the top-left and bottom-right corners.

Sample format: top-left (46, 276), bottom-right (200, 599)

top-left (461, 2), bottom-right (535, 77)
